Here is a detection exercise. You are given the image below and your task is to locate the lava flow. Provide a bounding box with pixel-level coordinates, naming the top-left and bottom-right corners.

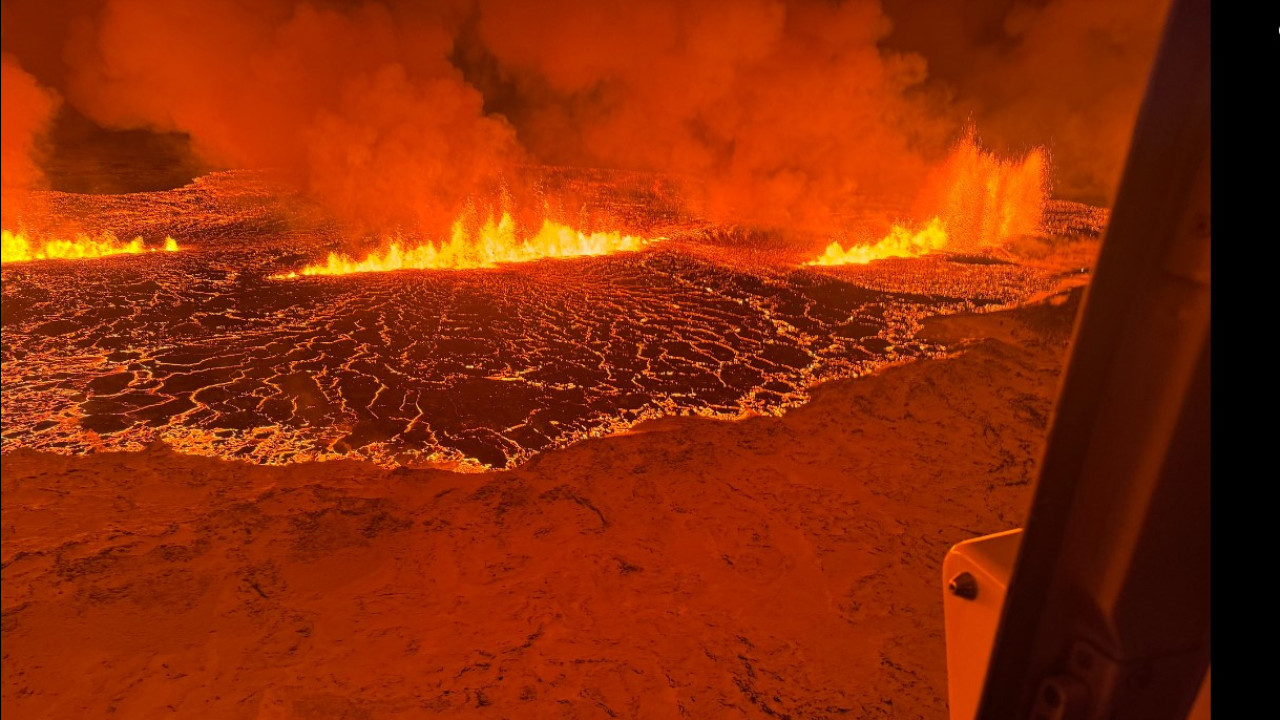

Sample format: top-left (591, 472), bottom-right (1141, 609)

top-left (275, 212), bottom-right (659, 278)
top-left (0, 170), bottom-right (1106, 471)
top-left (1, 229), bottom-right (178, 264)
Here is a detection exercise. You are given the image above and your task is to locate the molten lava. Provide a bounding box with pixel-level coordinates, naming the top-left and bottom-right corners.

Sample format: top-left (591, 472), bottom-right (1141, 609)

top-left (275, 213), bottom-right (658, 278)
top-left (922, 133), bottom-right (1047, 248)
top-left (0, 170), bottom-right (1105, 471)
top-left (808, 217), bottom-right (948, 266)
top-left (807, 135), bottom-right (1047, 267)
top-left (1, 229), bottom-right (178, 264)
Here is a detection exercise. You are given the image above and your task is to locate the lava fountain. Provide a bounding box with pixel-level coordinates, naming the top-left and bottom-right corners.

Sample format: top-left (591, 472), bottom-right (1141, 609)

top-left (807, 135), bottom-right (1048, 266)
top-left (1, 229), bottom-right (179, 264)
top-left (274, 212), bottom-right (660, 278)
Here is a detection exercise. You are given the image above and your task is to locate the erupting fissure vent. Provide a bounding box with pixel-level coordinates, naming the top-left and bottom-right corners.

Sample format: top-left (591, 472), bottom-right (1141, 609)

top-left (1, 230), bottom-right (179, 264)
top-left (808, 218), bottom-right (949, 266)
top-left (806, 135), bottom-right (1048, 266)
top-left (274, 213), bottom-right (660, 278)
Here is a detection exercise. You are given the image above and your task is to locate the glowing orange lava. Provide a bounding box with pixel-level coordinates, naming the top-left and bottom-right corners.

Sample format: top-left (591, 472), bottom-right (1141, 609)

top-left (275, 213), bottom-right (659, 278)
top-left (807, 134), bottom-right (1047, 267)
top-left (808, 217), bottom-right (949, 266)
top-left (1, 229), bottom-right (179, 264)
top-left (922, 133), bottom-right (1047, 248)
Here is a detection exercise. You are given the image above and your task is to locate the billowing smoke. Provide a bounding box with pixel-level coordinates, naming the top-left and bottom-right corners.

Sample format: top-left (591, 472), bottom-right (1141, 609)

top-left (1, 54), bottom-right (59, 192)
top-left (1, 54), bottom-right (60, 228)
top-left (1, 0), bottom-right (1171, 236)
top-left (971, 0), bottom-right (1170, 205)
top-left (882, 0), bottom-right (1171, 205)
top-left (64, 0), bottom-right (522, 234)
top-left (470, 0), bottom-right (947, 233)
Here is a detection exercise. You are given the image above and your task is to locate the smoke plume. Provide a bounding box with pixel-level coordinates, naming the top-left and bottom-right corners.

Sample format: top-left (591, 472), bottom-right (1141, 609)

top-left (64, 0), bottom-right (521, 234)
top-left (471, 0), bottom-right (949, 233)
top-left (1, 0), bottom-right (1172, 236)
top-left (882, 0), bottom-right (1171, 205)
top-left (2, 54), bottom-right (60, 192)
top-left (1, 54), bottom-right (61, 228)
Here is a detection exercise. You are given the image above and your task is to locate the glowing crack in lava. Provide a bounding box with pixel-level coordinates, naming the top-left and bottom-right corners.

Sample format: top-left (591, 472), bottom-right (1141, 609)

top-left (1, 229), bottom-right (178, 264)
top-left (275, 213), bottom-right (659, 278)
top-left (808, 217), bottom-right (949, 266)
top-left (1, 170), bottom-right (1106, 470)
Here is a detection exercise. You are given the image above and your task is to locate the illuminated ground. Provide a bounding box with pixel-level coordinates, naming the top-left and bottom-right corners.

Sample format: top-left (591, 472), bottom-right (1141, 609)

top-left (0, 292), bottom-right (1082, 718)
top-left (1, 171), bottom-right (1100, 718)
top-left (1, 171), bottom-right (1101, 469)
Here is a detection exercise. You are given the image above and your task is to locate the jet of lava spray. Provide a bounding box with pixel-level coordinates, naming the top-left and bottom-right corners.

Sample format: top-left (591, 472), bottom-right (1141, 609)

top-left (807, 133), bottom-right (1047, 266)
top-left (1, 230), bottom-right (179, 263)
top-left (916, 131), bottom-right (1047, 249)
top-left (274, 213), bottom-right (659, 278)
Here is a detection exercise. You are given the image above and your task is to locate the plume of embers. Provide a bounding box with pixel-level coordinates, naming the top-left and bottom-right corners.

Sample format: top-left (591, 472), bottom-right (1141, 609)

top-left (808, 133), bottom-right (1048, 266)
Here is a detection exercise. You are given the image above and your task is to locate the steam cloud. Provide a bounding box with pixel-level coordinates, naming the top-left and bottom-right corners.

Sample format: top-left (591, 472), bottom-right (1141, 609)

top-left (970, 0), bottom-right (1171, 204)
top-left (1, 0), bottom-right (1171, 235)
top-left (470, 0), bottom-right (942, 232)
top-left (61, 0), bottom-right (521, 234)
top-left (1, 54), bottom-right (60, 228)
top-left (1, 55), bottom-right (59, 191)
top-left (882, 0), bottom-right (1171, 205)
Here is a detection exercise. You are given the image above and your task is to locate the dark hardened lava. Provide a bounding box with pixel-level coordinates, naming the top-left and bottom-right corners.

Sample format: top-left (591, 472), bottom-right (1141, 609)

top-left (1, 171), bottom-right (1102, 469)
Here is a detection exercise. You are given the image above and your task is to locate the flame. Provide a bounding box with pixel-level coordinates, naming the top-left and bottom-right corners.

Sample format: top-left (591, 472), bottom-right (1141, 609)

top-left (922, 133), bottom-right (1047, 248)
top-left (806, 133), bottom-right (1047, 267)
top-left (275, 213), bottom-right (659, 278)
top-left (807, 217), bottom-right (949, 266)
top-left (1, 229), bottom-right (179, 264)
